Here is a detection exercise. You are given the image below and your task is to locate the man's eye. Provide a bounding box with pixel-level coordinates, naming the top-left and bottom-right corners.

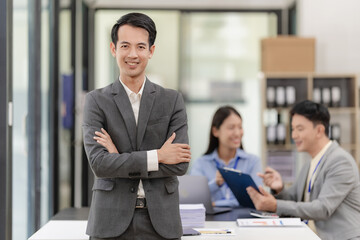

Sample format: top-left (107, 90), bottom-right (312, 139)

top-left (120, 45), bottom-right (128, 48)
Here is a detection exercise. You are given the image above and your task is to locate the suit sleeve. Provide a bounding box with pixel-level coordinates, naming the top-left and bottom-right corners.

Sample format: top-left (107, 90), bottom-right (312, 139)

top-left (82, 92), bottom-right (148, 179)
top-left (147, 92), bottom-right (189, 178)
top-left (276, 156), bottom-right (357, 220)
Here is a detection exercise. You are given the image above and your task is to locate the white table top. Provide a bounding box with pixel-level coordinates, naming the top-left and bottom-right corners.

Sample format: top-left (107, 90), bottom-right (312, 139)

top-left (183, 221), bottom-right (321, 240)
top-left (29, 220), bottom-right (321, 240)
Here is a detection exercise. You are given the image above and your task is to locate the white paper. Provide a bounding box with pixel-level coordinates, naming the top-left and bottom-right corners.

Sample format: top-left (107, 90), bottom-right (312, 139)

top-left (237, 218), bottom-right (303, 227)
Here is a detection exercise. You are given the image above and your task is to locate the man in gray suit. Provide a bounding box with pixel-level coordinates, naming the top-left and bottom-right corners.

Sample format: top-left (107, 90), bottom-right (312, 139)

top-left (82, 12), bottom-right (191, 240)
top-left (247, 100), bottom-right (360, 240)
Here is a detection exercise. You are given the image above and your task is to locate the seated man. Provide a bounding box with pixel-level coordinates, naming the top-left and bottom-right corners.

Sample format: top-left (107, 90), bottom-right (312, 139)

top-left (247, 100), bottom-right (360, 240)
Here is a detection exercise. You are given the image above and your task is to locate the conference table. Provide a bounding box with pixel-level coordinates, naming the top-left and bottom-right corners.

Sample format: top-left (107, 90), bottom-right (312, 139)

top-left (28, 207), bottom-right (321, 240)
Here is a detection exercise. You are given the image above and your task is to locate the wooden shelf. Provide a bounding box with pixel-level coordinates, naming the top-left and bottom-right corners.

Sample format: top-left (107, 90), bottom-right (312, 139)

top-left (261, 72), bottom-right (359, 169)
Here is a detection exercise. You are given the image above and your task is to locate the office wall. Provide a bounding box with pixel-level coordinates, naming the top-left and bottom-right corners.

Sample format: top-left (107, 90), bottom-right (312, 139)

top-left (297, 0), bottom-right (360, 80)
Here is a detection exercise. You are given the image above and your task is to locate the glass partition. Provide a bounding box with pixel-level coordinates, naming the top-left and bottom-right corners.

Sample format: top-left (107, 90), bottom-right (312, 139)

top-left (180, 12), bottom-right (277, 163)
top-left (12, 1), bottom-right (30, 239)
top-left (12, 0), bottom-right (52, 238)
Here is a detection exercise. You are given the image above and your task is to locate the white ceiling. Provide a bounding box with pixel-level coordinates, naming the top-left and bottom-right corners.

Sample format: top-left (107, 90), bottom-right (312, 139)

top-left (84, 0), bottom-right (295, 10)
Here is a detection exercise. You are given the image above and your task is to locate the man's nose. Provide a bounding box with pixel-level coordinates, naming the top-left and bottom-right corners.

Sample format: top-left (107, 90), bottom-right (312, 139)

top-left (128, 47), bottom-right (137, 58)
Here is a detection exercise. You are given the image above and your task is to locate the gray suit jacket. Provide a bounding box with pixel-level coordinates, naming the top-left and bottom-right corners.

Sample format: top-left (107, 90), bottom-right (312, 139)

top-left (275, 141), bottom-right (360, 240)
top-left (82, 79), bottom-right (189, 239)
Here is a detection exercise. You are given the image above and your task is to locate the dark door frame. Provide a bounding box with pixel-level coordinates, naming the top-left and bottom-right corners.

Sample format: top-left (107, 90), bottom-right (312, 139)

top-left (0, 0), bottom-right (13, 239)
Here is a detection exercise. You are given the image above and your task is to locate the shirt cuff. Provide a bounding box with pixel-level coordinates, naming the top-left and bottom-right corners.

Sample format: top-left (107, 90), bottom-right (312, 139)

top-left (209, 179), bottom-right (219, 193)
top-left (147, 150), bottom-right (159, 172)
top-left (214, 199), bottom-right (239, 208)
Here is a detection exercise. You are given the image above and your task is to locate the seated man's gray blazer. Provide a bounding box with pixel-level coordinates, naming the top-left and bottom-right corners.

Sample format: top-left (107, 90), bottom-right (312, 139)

top-left (275, 141), bottom-right (360, 240)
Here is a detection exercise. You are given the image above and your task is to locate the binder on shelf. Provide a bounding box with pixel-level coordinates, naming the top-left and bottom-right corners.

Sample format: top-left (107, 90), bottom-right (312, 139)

top-left (285, 86), bottom-right (296, 106)
top-left (313, 87), bottom-right (321, 104)
top-left (331, 86), bottom-right (341, 107)
top-left (266, 86), bottom-right (276, 108)
top-left (276, 123), bottom-right (286, 145)
top-left (276, 86), bottom-right (286, 107)
top-left (329, 124), bottom-right (341, 143)
top-left (266, 125), bottom-right (276, 144)
top-left (321, 87), bottom-right (331, 107)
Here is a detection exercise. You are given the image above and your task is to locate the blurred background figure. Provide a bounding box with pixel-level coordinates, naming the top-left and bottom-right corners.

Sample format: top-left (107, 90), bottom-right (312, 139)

top-left (191, 106), bottom-right (262, 207)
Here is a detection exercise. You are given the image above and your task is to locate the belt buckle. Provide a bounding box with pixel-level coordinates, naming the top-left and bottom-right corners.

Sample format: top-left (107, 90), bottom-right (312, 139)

top-left (135, 198), bottom-right (146, 209)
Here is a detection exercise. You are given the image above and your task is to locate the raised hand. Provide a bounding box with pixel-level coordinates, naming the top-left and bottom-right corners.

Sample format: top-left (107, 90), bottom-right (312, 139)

top-left (257, 167), bottom-right (283, 194)
top-left (93, 128), bottom-right (119, 154)
top-left (157, 133), bottom-right (191, 165)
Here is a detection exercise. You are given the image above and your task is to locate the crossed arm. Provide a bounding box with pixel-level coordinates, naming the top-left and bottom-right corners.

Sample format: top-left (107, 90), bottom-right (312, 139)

top-left (83, 90), bottom-right (191, 179)
top-left (94, 128), bottom-right (191, 165)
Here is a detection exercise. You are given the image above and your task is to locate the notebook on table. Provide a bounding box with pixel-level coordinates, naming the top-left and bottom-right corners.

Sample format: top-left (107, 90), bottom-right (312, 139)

top-left (178, 175), bottom-right (232, 215)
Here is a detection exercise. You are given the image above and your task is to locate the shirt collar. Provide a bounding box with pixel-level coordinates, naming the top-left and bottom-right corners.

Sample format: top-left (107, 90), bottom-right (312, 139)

top-left (119, 77), bottom-right (146, 98)
top-left (211, 148), bottom-right (244, 166)
top-left (312, 140), bottom-right (332, 163)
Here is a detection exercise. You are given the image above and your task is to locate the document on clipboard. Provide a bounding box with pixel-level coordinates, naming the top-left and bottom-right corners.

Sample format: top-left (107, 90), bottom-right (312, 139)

top-left (218, 167), bottom-right (259, 208)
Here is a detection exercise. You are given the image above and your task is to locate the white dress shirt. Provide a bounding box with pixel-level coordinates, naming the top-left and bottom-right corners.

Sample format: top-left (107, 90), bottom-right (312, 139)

top-left (119, 78), bottom-right (159, 198)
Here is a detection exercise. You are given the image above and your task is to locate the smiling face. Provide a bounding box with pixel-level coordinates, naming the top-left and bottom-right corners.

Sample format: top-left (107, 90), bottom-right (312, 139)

top-left (291, 114), bottom-right (325, 156)
top-left (213, 113), bottom-right (243, 152)
top-left (110, 24), bottom-right (155, 83)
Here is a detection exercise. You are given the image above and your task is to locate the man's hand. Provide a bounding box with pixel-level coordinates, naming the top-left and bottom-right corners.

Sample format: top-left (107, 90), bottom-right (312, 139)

top-left (94, 128), bottom-right (119, 154)
top-left (257, 167), bottom-right (284, 194)
top-left (247, 186), bottom-right (277, 212)
top-left (215, 170), bottom-right (225, 186)
top-left (157, 133), bottom-right (191, 164)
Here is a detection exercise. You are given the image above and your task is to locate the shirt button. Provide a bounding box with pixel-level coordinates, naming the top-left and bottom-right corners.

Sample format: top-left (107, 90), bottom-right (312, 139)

top-left (130, 187), bottom-right (136, 193)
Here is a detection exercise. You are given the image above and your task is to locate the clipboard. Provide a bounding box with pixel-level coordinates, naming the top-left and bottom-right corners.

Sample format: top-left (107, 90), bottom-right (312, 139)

top-left (218, 167), bottom-right (260, 208)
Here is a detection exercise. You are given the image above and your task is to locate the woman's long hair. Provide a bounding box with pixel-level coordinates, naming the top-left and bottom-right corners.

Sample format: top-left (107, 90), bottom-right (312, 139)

top-left (204, 106), bottom-right (243, 155)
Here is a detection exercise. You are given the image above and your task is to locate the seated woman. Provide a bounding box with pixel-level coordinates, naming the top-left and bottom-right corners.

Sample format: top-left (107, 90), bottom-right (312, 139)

top-left (191, 106), bottom-right (262, 208)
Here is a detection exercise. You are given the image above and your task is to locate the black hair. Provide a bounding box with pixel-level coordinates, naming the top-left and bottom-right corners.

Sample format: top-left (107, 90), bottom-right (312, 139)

top-left (204, 106), bottom-right (243, 155)
top-left (111, 12), bottom-right (157, 48)
top-left (290, 100), bottom-right (330, 136)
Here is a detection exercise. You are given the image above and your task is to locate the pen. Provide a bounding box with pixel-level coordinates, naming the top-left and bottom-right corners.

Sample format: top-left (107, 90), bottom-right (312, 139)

top-left (199, 230), bottom-right (232, 234)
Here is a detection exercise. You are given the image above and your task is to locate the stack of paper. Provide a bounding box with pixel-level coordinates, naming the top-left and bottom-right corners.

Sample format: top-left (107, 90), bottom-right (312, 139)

top-left (179, 204), bottom-right (206, 228)
top-left (237, 218), bottom-right (303, 227)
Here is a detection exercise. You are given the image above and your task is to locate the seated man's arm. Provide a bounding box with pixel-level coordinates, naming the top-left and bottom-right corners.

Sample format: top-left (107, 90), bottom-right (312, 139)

top-left (276, 156), bottom-right (357, 220)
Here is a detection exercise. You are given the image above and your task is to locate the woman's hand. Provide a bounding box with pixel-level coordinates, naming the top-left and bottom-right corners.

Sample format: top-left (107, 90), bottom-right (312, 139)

top-left (93, 128), bottom-right (119, 154)
top-left (215, 170), bottom-right (225, 187)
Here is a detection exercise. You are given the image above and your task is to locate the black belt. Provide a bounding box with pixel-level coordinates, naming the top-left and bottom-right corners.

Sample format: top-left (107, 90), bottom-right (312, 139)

top-left (135, 198), bottom-right (147, 208)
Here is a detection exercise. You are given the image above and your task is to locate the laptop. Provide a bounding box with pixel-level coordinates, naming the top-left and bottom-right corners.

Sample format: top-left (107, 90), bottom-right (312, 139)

top-left (178, 175), bottom-right (232, 215)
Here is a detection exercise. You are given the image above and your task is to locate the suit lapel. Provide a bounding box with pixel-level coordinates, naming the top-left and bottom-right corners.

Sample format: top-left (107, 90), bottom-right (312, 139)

top-left (137, 79), bottom-right (156, 149)
top-left (298, 161), bottom-right (310, 202)
top-left (112, 81), bottom-right (137, 150)
top-left (298, 141), bottom-right (335, 201)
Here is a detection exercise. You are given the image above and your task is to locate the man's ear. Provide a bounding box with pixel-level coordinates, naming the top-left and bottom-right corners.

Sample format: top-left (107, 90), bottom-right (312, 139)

top-left (148, 44), bottom-right (155, 59)
top-left (316, 124), bottom-right (326, 137)
top-left (110, 42), bottom-right (116, 57)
